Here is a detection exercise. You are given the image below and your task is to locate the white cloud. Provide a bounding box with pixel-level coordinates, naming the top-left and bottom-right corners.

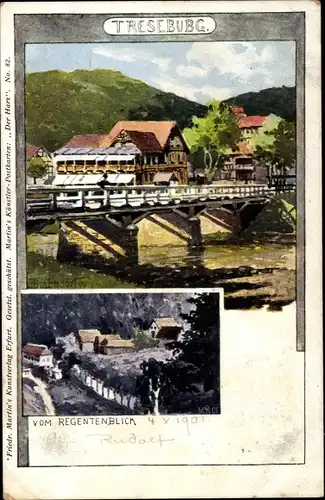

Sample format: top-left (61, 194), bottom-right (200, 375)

top-left (186, 42), bottom-right (278, 84)
top-left (199, 85), bottom-right (233, 101)
top-left (150, 74), bottom-right (199, 101)
top-left (151, 74), bottom-right (233, 104)
top-left (92, 46), bottom-right (171, 72)
top-left (176, 64), bottom-right (209, 79)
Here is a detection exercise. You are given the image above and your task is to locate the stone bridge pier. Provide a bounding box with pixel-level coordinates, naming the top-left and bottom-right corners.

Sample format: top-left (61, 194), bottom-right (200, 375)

top-left (57, 216), bottom-right (139, 264)
top-left (137, 209), bottom-right (203, 248)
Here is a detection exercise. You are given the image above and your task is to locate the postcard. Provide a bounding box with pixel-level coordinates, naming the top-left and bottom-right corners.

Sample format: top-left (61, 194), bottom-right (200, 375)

top-left (1, 1), bottom-right (322, 498)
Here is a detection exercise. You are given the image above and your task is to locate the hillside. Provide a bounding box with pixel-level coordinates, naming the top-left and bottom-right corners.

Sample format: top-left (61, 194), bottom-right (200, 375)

top-left (226, 86), bottom-right (296, 121)
top-left (21, 292), bottom-right (196, 346)
top-left (26, 70), bottom-right (296, 151)
top-left (26, 69), bottom-right (207, 151)
top-left (23, 378), bottom-right (47, 415)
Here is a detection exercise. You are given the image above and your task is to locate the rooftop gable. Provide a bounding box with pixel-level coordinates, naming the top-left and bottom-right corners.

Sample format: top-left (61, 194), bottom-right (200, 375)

top-left (62, 134), bottom-right (107, 149)
top-left (23, 343), bottom-right (51, 357)
top-left (113, 130), bottom-right (163, 154)
top-left (26, 144), bottom-right (50, 160)
top-left (226, 140), bottom-right (254, 156)
top-left (153, 317), bottom-right (182, 329)
top-left (77, 329), bottom-right (101, 343)
top-left (107, 121), bottom-right (178, 149)
top-left (231, 106), bottom-right (246, 115)
top-left (102, 339), bottom-right (135, 348)
top-left (238, 116), bottom-right (268, 128)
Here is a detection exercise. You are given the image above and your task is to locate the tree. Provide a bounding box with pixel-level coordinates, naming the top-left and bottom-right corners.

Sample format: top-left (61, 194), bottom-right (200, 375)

top-left (273, 119), bottom-right (296, 169)
top-left (27, 156), bottom-right (48, 184)
top-left (134, 294), bottom-right (221, 414)
top-left (168, 293), bottom-right (220, 393)
top-left (249, 114), bottom-right (281, 151)
top-left (132, 327), bottom-right (159, 351)
top-left (183, 100), bottom-right (243, 181)
top-left (253, 119), bottom-right (296, 188)
top-left (135, 358), bottom-right (164, 415)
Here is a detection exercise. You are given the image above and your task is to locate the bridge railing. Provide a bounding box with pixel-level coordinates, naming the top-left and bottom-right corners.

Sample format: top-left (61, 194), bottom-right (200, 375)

top-left (26, 183), bottom-right (295, 214)
top-left (27, 183), bottom-right (279, 195)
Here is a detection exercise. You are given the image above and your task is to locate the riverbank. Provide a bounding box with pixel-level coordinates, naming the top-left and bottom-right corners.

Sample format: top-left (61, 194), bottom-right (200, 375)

top-left (27, 251), bottom-right (135, 289)
top-left (27, 249), bottom-right (295, 310)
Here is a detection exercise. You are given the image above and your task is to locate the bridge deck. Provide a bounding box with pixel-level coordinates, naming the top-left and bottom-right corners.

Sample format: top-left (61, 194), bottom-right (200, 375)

top-left (26, 183), bottom-right (295, 221)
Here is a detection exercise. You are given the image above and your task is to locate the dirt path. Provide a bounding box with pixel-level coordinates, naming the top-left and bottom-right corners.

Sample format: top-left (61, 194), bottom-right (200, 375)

top-left (25, 372), bottom-right (55, 415)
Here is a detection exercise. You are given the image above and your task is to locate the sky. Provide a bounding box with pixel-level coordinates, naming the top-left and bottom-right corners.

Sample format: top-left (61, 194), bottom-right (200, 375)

top-left (26, 41), bottom-right (295, 104)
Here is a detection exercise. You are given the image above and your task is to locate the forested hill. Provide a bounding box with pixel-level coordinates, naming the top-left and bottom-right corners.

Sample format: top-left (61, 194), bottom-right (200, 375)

top-left (26, 69), bottom-right (207, 151)
top-left (26, 69), bottom-right (296, 151)
top-left (225, 86), bottom-right (296, 121)
top-left (22, 292), bottom-right (196, 347)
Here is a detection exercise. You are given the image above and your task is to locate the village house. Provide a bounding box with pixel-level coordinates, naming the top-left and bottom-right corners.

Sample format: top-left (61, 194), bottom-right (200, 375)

top-left (76, 329), bottom-right (135, 354)
top-left (50, 364), bottom-right (63, 380)
top-left (22, 343), bottom-right (53, 368)
top-left (146, 317), bottom-right (183, 347)
top-left (230, 106), bottom-right (246, 118)
top-left (218, 141), bottom-right (261, 183)
top-left (237, 116), bottom-right (268, 138)
top-left (215, 107), bottom-right (270, 183)
top-left (52, 120), bottom-right (189, 186)
top-left (76, 329), bottom-right (102, 352)
top-left (22, 367), bottom-right (32, 377)
top-left (26, 144), bottom-right (53, 185)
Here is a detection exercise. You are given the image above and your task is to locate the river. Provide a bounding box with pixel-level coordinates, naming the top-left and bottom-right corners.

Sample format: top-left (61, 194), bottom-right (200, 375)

top-left (138, 242), bottom-right (295, 270)
top-left (27, 233), bottom-right (296, 309)
top-left (27, 233), bottom-right (295, 271)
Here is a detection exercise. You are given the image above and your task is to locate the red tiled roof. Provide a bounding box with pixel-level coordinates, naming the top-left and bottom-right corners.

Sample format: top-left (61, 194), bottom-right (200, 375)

top-left (231, 106), bottom-right (245, 114)
top-left (26, 144), bottom-right (41, 160)
top-left (62, 134), bottom-right (107, 148)
top-left (238, 116), bottom-right (267, 128)
top-left (23, 343), bottom-right (51, 357)
top-left (107, 121), bottom-right (178, 148)
top-left (119, 130), bottom-right (163, 153)
top-left (228, 141), bottom-right (253, 156)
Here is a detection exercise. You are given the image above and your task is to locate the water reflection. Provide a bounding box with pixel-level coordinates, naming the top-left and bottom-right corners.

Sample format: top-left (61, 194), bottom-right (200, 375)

top-left (138, 243), bottom-right (295, 271)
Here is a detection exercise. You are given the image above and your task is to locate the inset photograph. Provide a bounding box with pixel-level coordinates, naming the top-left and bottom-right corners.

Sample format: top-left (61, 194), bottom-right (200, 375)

top-left (22, 291), bottom-right (221, 416)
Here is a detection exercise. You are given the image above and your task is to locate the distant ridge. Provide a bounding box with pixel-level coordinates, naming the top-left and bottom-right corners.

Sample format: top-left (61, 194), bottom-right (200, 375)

top-left (225, 86), bottom-right (296, 121)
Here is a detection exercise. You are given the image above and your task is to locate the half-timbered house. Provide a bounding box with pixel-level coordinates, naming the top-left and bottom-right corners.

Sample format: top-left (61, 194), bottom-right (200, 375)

top-left (26, 143), bottom-right (53, 185)
top-left (53, 121), bottom-right (190, 185)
